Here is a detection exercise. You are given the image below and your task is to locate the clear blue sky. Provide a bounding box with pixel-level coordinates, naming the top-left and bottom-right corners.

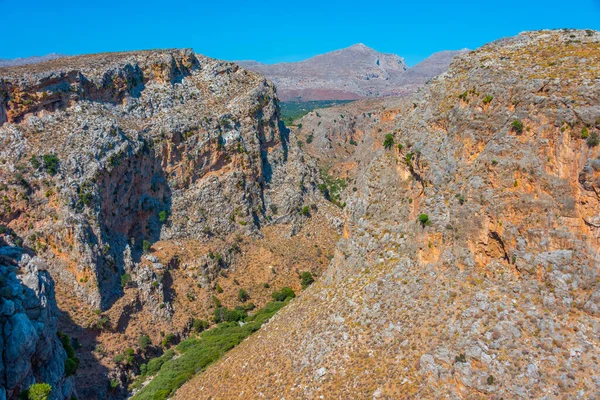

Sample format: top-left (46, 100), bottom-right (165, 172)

top-left (1, 0), bottom-right (599, 66)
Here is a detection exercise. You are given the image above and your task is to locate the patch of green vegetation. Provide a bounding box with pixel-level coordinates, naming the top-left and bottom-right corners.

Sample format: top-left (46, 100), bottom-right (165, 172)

top-left (511, 120), bottom-right (524, 134)
top-left (383, 133), bottom-right (394, 150)
top-left (22, 383), bottom-right (52, 400)
top-left (418, 213), bottom-right (431, 227)
top-left (317, 167), bottom-right (347, 208)
top-left (42, 154), bottom-right (60, 176)
top-left (587, 131), bottom-right (599, 147)
top-left (271, 287), bottom-right (295, 302)
top-left (158, 210), bottom-right (168, 223)
top-left (280, 100), bottom-right (354, 126)
top-left (131, 300), bottom-right (290, 400)
top-left (582, 126), bottom-right (589, 139)
top-left (58, 332), bottom-right (79, 377)
top-left (482, 95), bottom-right (494, 105)
top-left (142, 240), bottom-right (151, 253)
top-left (300, 271), bottom-right (314, 289)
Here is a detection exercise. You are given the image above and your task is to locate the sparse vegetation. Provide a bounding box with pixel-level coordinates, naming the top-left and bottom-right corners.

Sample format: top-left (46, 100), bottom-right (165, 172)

top-left (300, 205), bottom-right (310, 216)
top-left (582, 126), bottom-right (589, 139)
top-left (120, 273), bottom-right (131, 288)
top-left (482, 95), bottom-right (493, 105)
top-left (131, 300), bottom-right (289, 400)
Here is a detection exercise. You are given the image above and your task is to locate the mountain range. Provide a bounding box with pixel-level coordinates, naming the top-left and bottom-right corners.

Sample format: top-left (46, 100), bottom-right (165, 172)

top-left (238, 44), bottom-right (469, 101)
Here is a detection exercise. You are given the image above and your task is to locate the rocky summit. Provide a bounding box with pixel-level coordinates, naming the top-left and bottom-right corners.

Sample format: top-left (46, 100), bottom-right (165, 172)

top-left (238, 44), bottom-right (467, 101)
top-left (1, 28), bottom-right (600, 400)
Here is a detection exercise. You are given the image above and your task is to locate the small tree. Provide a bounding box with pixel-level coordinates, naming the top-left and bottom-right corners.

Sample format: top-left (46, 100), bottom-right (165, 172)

top-left (192, 319), bottom-right (208, 333)
top-left (237, 288), bottom-right (249, 302)
top-left (158, 210), bottom-right (168, 222)
top-left (300, 272), bottom-right (315, 289)
top-left (300, 206), bottom-right (310, 217)
top-left (142, 240), bottom-right (151, 253)
top-left (26, 383), bottom-right (52, 400)
top-left (42, 154), bottom-right (60, 176)
top-left (138, 335), bottom-right (151, 350)
top-left (418, 214), bottom-right (430, 227)
top-left (383, 133), bottom-right (394, 150)
top-left (511, 120), bottom-right (524, 134)
top-left (587, 131), bottom-right (599, 148)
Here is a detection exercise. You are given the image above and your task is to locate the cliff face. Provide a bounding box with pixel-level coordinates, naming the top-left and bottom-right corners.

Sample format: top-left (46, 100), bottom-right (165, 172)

top-left (175, 30), bottom-right (600, 399)
top-left (0, 234), bottom-right (74, 400)
top-left (0, 49), bottom-right (320, 311)
top-left (1, 49), bottom-right (340, 397)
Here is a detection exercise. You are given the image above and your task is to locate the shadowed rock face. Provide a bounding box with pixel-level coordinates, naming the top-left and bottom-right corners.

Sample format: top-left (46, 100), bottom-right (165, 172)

top-left (0, 236), bottom-right (75, 400)
top-left (175, 29), bottom-right (600, 399)
top-left (237, 44), bottom-right (467, 101)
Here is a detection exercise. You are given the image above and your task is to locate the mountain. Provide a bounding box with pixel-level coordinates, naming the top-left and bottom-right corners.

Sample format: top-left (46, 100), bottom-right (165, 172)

top-left (175, 29), bottom-right (600, 399)
top-left (237, 44), bottom-right (467, 101)
top-left (0, 53), bottom-right (65, 67)
top-left (0, 49), bottom-right (340, 398)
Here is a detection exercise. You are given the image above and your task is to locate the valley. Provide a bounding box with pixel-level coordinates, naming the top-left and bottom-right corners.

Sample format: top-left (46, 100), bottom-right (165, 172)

top-left (1, 27), bottom-right (600, 400)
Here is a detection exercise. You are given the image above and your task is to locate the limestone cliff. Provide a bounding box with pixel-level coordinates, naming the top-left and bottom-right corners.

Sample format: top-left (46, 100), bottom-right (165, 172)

top-left (0, 233), bottom-right (75, 399)
top-left (0, 49), bottom-right (320, 311)
top-left (175, 29), bottom-right (600, 399)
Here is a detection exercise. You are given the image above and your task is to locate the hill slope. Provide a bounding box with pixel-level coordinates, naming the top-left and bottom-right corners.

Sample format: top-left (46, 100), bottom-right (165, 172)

top-left (176, 29), bottom-right (600, 399)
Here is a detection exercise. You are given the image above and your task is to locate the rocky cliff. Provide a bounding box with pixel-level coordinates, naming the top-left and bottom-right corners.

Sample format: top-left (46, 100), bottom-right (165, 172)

top-left (0, 49), bottom-right (342, 397)
top-left (175, 29), bottom-right (600, 399)
top-left (0, 233), bottom-right (75, 399)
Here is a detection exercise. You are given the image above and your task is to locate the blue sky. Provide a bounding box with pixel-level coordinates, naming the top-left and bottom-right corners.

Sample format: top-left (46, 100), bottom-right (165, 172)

top-left (1, 0), bottom-right (599, 66)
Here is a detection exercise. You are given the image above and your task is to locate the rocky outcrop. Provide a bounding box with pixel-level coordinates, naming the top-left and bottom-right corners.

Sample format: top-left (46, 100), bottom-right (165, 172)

top-left (0, 234), bottom-right (75, 400)
top-left (0, 54), bottom-right (65, 69)
top-left (0, 49), bottom-right (320, 310)
top-left (175, 29), bottom-right (600, 399)
top-left (238, 45), bottom-right (466, 101)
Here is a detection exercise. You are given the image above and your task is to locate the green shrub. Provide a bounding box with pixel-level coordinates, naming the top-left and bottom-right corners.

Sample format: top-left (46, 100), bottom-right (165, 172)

top-left (213, 307), bottom-right (247, 323)
top-left (306, 134), bottom-right (314, 144)
top-left (142, 240), bottom-right (151, 253)
top-left (30, 155), bottom-right (40, 169)
top-left (215, 284), bottom-right (223, 294)
top-left (300, 205), bottom-right (310, 216)
top-left (587, 131), bottom-right (599, 147)
top-left (383, 133), bottom-right (394, 150)
top-left (482, 95), bottom-right (493, 105)
top-left (582, 126), bottom-right (589, 139)
top-left (263, 282), bottom-right (270, 288)
top-left (455, 353), bottom-right (466, 363)
top-left (161, 333), bottom-right (176, 347)
top-left (300, 272), bottom-right (315, 289)
top-left (418, 214), bottom-right (430, 227)
top-left (237, 289), bottom-right (249, 302)
top-left (42, 154), bottom-right (60, 176)
top-left (58, 332), bottom-right (79, 376)
top-left (405, 152), bottom-right (413, 166)
top-left (272, 287), bottom-right (296, 302)
top-left (138, 335), bottom-right (151, 350)
top-left (511, 120), bottom-right (524, 134)
top-left (120, 273), bottom-right (131, 288)
top-left (25, 383), bottom-right (52, 400)
top-left (158, 210), bottom-right (168, 223)
top-left (192, 319), bottom-right (208, 333)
